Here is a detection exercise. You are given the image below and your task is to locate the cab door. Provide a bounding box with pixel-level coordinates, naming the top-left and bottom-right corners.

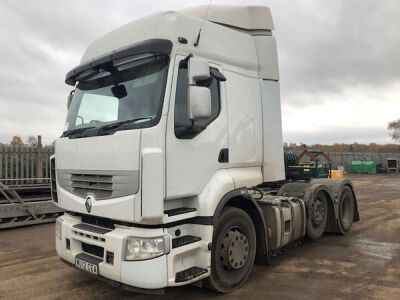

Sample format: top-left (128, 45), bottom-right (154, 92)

top-left (166, 55), bottom-right (229, 199)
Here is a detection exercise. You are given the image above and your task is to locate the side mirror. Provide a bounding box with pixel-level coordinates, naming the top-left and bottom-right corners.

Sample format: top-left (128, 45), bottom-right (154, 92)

top-left (188, 85), bottom-right (211, 120)
top-left (187, 57), bottom-right (211, 121)
top-left (188, 57), bottom-right (210, 84)
top-left (67, 90), bottom-right (75, 109)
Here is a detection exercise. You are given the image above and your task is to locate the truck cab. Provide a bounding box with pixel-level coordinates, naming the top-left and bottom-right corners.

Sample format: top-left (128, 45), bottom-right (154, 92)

top-left (52, 5), bottom-right (358, 294)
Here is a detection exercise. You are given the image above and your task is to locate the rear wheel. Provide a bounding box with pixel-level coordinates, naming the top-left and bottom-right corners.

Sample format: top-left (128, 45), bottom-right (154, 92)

top-left (337, 186), bottom-right (355, 234)
top-left (206, 207), bottom-right (256, 293)
top-left (306, 191), bottom-right (328, 240)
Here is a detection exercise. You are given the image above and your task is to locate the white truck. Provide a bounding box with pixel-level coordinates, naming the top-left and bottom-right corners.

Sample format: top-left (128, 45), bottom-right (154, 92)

top-left (52, 5), bottom-right (359, 294)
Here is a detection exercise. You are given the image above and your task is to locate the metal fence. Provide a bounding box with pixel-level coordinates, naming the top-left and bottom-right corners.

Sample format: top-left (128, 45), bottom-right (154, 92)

top-left (0, 138), bottom-right (60, 229)
top-left (326, 152), bottom-right (400, 172)
top-left (0, 143), bottom-right (53, 183)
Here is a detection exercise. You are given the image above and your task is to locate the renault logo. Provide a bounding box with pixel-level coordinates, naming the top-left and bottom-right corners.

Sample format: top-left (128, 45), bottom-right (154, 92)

top-left (85, 194), bottom-right (95, 213)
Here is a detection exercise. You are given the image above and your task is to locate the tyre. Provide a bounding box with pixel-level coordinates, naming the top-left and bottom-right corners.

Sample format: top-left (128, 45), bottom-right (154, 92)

top-left (306, 191), bottom-right (328, 240)
top-left (337, 186), bottom-right (355, 234)
top-left (206, 207), bottom-right (256, 293)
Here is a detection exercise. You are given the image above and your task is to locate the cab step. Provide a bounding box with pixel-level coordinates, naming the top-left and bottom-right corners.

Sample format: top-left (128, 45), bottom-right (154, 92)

top-left (165, 207), bottom-right (196, 217)
top-left (172, 235), bottom-right (201, 249)
top-left (175, 266), bottom-right (208, 283)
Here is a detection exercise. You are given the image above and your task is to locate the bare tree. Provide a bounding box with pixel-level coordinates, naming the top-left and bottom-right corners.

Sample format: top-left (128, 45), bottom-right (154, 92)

top-left (26, 135), bottom-right (38, 147)
top-left (388, 119), bottom-right (400, 142)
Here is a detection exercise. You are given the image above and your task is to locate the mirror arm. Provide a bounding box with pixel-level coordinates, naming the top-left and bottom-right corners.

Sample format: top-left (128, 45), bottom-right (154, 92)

top-left (67, 90), bottom-right (75, 109)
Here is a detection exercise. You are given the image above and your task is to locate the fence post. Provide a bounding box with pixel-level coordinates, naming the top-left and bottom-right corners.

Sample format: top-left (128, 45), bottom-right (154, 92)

top-left (0, 145), bottom-right (2, 179)
top-left (36, 135), bottom-right (43, 183)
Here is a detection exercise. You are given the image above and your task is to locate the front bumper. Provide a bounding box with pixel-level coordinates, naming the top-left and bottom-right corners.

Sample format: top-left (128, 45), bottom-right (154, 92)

top-left (56, 213), bottom-right (212, 291)
top-left (60, 258), bottom-right (165, 295)
top-left (56, 213), bottom-right (168, 290)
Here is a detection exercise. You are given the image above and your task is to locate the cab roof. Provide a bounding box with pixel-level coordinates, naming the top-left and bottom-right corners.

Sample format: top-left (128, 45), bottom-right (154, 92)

top-left (181, 5), bottom-right (274, 31)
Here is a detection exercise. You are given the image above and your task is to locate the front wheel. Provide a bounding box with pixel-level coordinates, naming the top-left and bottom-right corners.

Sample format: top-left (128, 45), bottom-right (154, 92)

top-left (206, 207), bottom-right (256, 293)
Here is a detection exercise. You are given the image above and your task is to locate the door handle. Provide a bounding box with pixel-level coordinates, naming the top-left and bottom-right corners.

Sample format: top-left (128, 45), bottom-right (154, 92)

top-left (218, 148), bottom-right (229, 163)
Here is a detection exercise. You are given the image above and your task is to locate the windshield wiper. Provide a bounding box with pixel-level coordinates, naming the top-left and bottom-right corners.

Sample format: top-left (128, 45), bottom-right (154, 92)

top-left (62, 126), bottom-right (96, 138)
top-left (99, 117), bottom-right (153, 133)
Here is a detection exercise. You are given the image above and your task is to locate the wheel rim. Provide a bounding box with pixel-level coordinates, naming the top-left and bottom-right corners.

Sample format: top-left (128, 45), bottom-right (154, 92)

top-left (311, 197), bottom-right (326, 227)
top-left (219, 228), bottom-right (249, 271)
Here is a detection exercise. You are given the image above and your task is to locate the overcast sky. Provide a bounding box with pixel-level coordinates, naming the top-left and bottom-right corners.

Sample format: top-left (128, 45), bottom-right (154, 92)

top-left (0, 0), bottom-right (399, 145)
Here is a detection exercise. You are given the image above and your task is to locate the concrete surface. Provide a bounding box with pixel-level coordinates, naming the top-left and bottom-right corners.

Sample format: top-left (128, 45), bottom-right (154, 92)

top-left (0, 174), bottom-right (399, 299)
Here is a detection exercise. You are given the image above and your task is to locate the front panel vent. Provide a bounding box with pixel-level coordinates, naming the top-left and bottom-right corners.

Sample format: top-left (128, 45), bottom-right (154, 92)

top-left (70, 174), bottom-right (113, 199)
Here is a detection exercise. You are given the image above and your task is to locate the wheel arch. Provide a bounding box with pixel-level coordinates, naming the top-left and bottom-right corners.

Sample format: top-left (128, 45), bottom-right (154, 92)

top-left (212, 189), bottom-right (270, 266)
top-left (278, 182), bottom-right (338, 232)
top-left (312, 179), bottom-right (360, 222)
top-left (345, 183), bottom-right (360, 222)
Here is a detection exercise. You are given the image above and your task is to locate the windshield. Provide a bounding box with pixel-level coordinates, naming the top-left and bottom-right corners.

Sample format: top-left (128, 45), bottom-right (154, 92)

top-left (64, 55), bottom-right (169, 137)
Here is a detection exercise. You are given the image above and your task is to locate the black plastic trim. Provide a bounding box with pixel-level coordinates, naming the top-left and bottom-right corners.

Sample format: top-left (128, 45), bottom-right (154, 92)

top-left (218, 148), bottom-right (229, 163)
top-left (76, 252), bottom-right (103, 265)
top-left (174, 63), bottom-right (223, 140)
top-left (175, 266), bottom-right (207, 283)
top-left (165, 207), bottom-right (196, 217)
top-left (73, 223), bottom-right (112, 235)
top-left (172, 235), bottom-right (201, 249)
top-left (81, 243), bottom-right (104, 258)
top-left (65, 39), bottom-right (173, 86)
top-left (66, 211), bottom-right (212, 229)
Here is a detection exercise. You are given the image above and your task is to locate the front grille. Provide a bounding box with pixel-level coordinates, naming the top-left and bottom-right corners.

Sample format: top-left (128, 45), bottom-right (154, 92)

top-left (70, 174), bottom-right (113, 199)
top-left (82, 242), bottom-right (104, 258)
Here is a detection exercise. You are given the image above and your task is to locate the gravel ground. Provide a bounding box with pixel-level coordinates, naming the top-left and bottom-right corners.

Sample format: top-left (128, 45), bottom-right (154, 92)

top-left (1, 174), bottom-right (399, 299)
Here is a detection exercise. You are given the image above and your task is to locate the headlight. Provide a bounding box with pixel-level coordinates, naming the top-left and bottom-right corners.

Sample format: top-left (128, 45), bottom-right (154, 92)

top-left (123, 236), bottom-right (169, 261)
top-left (55, 217), bottom-right (63, 240)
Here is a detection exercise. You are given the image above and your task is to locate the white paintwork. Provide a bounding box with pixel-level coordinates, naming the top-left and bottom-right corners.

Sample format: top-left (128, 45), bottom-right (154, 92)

top-left (260, 80), bottom-right (286, 182)
top-left (120, 256), bottom-right (167, 289)
top-left (141, 148), bottom-right (165, 224)
top-left (136, 60), bottom-right (175, 221)
top-left (57, 213), bottom-right (213, 289)
top-left (80, 11), bottom-right (260, 79)
top-left (195, 169), bottom-right (235, 216)
top-left (57, 186), bottom-right (136, 222)
top-left (225, 70), bottom-right (263, 168)
top-left (188, 86), bottom-right (212, 120)
top-left (253, 36), bottom-right (280, 81)
top-left (166, 56), bottom-right (229, 199)
top-left (56, 214), bottom-right (168, 288)
top-left (229, 167), bottom-right (263, 189)
top-left (56, 130), bottom-right (140, 172)
top-left (55, 4), bottom-right (290, 289)
top-left (181, 5), bottom-right (274, 31)
top-left (188, 57), bottom-right (210, 84)
top-left (166, 223), bottom-right (213, 286)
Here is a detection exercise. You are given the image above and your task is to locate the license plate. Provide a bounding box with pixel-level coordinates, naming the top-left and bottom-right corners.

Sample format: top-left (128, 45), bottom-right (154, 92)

top-left (75, 257), bottom-right (98, 275)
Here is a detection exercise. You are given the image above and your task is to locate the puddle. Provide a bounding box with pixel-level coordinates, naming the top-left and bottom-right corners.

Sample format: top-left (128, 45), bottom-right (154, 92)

top-left (353, 239), bottom-right (400, 262)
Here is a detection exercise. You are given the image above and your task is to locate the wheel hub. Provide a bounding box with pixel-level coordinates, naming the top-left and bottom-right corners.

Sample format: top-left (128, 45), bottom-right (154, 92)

top-left (311, 198), bottom-right (326, 227)
top-left (219, 229), bottom-right (249, 270)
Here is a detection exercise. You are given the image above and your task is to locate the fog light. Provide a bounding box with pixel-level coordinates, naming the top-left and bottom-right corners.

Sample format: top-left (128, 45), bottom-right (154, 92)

top-left (55, 217), bottom-right (63, 240)
top-left (123, 236), bottom-right (169, 261)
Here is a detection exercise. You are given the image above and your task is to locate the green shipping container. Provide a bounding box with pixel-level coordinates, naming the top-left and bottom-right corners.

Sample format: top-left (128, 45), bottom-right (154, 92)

top-left (351, 160), bottom-right (376, 174)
